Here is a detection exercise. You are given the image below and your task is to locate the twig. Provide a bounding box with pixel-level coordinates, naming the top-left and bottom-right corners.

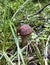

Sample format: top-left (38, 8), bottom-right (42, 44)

top-left (27, 1), bottom-right (50, 18)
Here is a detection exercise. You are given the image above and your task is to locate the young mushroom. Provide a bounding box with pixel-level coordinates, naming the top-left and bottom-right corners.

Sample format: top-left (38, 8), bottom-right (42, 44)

top-left (18, 24), bottom-right (32, 47)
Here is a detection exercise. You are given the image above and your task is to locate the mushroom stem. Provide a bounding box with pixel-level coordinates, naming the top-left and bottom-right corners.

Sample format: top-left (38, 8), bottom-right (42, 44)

top-left (22, 36), bottom-right (27, 47)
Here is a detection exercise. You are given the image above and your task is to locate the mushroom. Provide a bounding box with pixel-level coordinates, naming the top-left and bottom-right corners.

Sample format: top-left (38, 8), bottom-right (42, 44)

top-left (18, 24), bottom-right (32, 47)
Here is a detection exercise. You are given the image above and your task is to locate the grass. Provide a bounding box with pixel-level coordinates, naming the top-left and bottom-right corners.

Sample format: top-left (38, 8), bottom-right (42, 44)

top-left (0, 0), bottom-right (50, 65)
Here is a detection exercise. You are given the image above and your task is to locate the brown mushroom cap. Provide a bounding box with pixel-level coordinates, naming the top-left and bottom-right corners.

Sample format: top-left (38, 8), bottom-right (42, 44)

top-left (18, 24), bottom-right (32, 36)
